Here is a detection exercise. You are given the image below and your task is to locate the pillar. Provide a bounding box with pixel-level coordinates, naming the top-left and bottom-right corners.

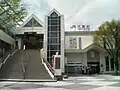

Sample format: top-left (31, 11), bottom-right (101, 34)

top-left (83, 52), bottom-right (87, 66)
top-left (17, 38), bottom-right (22, 49)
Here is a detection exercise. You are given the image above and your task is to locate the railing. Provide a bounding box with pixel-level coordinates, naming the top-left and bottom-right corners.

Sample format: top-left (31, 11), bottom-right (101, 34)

top-left (43, 58), bottom-right (55, 75)
top-left (1, 49), bottom-right (18, 64)
top-left (21, 50), bottom-right (26, 79)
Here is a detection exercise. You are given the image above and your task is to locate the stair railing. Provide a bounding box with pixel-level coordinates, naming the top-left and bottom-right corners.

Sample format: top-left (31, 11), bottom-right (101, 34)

top-left (43, 58), bottom-right (54, 75)
top-left (21, 50), bottom-right (26, 79)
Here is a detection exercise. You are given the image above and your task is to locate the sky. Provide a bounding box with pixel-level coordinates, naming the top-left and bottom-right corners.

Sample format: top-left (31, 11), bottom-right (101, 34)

top-left (21, 0), bottom-right (120, 31)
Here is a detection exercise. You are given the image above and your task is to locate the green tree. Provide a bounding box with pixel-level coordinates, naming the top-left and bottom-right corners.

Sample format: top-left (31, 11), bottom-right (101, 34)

top-left (94, 19), bottom-right (120, 75)
top-left (0, 0), bottom-right (27, 36)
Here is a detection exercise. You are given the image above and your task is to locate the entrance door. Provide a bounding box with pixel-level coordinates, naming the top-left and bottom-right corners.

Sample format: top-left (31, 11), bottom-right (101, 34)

top-left (23, 33), bottom-right (43, 49)
top-left (88, 62), bottom-right (100, 74)
top-left (87, 49), bottom-right (100, 74)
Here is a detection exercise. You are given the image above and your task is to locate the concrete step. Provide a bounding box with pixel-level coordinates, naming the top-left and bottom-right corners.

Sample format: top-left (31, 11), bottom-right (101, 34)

top-left (24, 50), bottom-right (52, 79)
top-left (0, 49), bottom-right (53, 80)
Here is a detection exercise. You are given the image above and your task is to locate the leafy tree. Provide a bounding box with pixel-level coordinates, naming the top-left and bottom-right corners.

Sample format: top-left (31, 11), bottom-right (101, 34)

top-left (94, 19), bottom-right (120, 75)
top-left (0, 0), bottom-right (27, 36)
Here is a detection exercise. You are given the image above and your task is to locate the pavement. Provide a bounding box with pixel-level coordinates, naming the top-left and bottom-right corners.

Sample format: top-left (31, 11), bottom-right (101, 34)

top-left (0, 75), bottom-right (120, 90)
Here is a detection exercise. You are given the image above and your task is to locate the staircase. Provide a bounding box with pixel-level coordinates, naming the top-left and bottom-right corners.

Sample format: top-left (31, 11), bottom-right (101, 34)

top-left (24, 50), bottom-right (52, 79)
top-left (0, 49), bottom-right (52, 80)
top-left (0, 50), bottom-right (24, 79)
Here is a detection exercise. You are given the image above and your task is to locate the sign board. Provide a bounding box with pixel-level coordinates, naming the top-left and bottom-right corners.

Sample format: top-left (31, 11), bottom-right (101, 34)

top-left (69, 37), bottom-right (77, 49)
top-left (70, 25), bottom-right (90, 31)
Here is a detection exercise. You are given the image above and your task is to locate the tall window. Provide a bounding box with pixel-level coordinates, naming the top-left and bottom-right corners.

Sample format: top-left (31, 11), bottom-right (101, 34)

top-left (105, 56), bottom-right (109, 71)
top-left (91, 51), bottom-right (95, 57)
top-left (110, 58), bottom-right (114, 71)
top-left (47, 11), bottom-right (61, 64)
top-left (79, 37), bottom-right (81, 49)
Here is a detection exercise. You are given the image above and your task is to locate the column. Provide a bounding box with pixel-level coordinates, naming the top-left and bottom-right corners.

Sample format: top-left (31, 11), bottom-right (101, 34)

top-left (44, 15), bottom-right (47, 60)
top-left (61, 15), bottom-right (65, 73)
top-left (17, 38), bottom-right (21, 49)
top-left (83, 52), bottom-right (87, 66)
top-left (109, 57), bottom-right (111, 71)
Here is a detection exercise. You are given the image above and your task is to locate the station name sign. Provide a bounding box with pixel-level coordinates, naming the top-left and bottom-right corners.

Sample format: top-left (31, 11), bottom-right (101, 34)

top-left (70, 25), bottom-right (90, 31)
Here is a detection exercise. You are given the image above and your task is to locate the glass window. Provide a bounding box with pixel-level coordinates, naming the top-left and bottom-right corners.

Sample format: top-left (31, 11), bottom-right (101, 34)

top-left (51, 26), bottom-right (57, 32)
top-left (48, 32), bottom-right (58, 37)
top-left (59, 38), bottom-right (61, 44)
top-left (47, 45), bottom-right (50, 50)
top-left (49, 17), bottom-right (58, 20)
top-left (47, 51), bottom-right (50, 57)
top-left (51, 20), bottom-right (58, 25)
top-left (110, 58), bottom-right (114, 71)
top-left (47, 57), bottom-right (52, 64)
top-left (24, 18), bottom-right (32, 27)
top-left (59, 31), bottom-right (61, 37)
top-left (79, 38), bottom-right (81, 49)
top-left (50, 51), bottom-right (57, 56)
top-left (58, 50), bottom-right (61, 55)
top-left (91, 51), bottom-right (95, 57)
top-left (48, 20), bottom-right (51, 25)
top-left (51, 21), bottom-right (57, 25)
top-left (105, 56), bottom-right (109, 71)
top-left (33, 18), bottom-right (42, 27)
top-left (55, 57), bottom-right (60, 69)
top-left (50, 12), bottom-right (58, 17)
top-left (48, 37), bottom-right (58, 44)
top-left (50, 45), bottom-right (58, 50)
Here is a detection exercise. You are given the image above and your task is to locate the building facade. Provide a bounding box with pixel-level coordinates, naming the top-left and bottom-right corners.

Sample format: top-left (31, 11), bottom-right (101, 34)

top-left (16, 9), bottom-right (115, 74)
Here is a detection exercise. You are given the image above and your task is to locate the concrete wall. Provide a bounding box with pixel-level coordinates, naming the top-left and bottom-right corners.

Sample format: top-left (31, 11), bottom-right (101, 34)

top-left (0, 30), bottom-right (15, 45)
top-left (81, 36), bottom-right (93, 49)
top-left (65, 53), bottom-right (83, 64)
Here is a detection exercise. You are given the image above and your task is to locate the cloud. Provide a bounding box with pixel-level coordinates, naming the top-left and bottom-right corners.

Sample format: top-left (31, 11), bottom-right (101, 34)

top-left (21, 0), bottom-right (52, 21)
top-left (70, 0), bottom-right (120, 30)
top-left (22, 0), bottom-right (120, 30)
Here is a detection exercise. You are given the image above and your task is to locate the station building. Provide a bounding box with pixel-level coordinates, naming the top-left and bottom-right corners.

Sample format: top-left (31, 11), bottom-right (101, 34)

top-left (15, 9), bottom-right (115, 74)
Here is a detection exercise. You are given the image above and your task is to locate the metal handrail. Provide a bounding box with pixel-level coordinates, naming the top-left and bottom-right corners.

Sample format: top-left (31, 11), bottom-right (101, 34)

top-left (43, 58), bottom-right (54, 75)
top-left (21, 50), bottom-right (26, 79)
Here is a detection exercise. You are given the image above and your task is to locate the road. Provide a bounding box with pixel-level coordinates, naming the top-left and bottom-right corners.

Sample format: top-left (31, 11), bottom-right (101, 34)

top-left (0, 75), bottom-right (120, 90)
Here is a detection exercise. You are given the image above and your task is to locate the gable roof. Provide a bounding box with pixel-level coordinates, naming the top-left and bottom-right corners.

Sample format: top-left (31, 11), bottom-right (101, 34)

top-left (84, 43), bottom-right (105, 52)
top-left (19, 14), bottom-right (44, 28)
top-left (47, 8), bottom-right (61, 16)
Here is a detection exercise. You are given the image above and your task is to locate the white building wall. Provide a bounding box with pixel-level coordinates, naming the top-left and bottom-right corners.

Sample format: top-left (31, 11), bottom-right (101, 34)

top-left (81, 36), bottom-right (93, 49)
top-left (16, 27), bottom-right (45, 34)
top-left (65, 36), bottom-right (69, 49)
top-left (65, 35), bottom-right (93, 49)
top-left (66, 53), bottom-right (83, 63)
